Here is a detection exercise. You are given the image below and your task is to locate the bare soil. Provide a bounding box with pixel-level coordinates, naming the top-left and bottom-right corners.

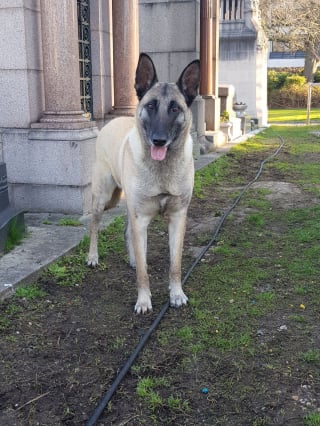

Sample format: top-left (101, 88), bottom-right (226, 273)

top-left (1, 140), bottom-right (320, 426)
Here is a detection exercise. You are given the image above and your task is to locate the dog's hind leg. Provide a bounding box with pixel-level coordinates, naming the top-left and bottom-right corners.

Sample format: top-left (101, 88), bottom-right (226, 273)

top-left (87, 169), bottom-right (121, 267)
top-left (168, 210), bottom-right (188, 308)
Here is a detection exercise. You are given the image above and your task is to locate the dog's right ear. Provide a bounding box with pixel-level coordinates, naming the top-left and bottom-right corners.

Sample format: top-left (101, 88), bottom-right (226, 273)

top-left (135, 53), bottom-right (158, 100)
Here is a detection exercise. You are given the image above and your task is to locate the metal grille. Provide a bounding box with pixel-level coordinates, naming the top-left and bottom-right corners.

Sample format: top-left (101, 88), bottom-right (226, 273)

top-left (78, 0), bottom-right (93, 118)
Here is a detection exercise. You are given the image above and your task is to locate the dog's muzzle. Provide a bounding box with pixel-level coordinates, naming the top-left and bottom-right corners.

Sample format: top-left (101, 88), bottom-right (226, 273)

top-left (152, 139), bottom-right (167, 147)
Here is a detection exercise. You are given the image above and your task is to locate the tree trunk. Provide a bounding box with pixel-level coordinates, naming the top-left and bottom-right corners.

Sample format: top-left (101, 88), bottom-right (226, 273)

top-left (304, 49), bottom-right (319, 82)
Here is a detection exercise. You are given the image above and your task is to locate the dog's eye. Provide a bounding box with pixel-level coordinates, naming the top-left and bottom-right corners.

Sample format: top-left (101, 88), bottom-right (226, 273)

top-left (147, 103), bottom-right (155, 110)
top-left (171, 106), bottom-right (180, 113)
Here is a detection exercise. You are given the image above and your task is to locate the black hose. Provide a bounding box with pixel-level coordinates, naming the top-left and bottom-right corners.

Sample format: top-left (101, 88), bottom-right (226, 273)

top-left (86, 129), bottom-right (285, 426)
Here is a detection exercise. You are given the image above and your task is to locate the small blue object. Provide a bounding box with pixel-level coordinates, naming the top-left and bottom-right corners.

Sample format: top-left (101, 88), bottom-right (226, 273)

top-left (201, 387), bottom-right (209, 394)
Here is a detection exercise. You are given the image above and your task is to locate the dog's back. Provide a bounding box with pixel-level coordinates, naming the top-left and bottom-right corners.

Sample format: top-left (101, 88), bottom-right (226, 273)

top-left (95, 116), bottom-right (135, 188)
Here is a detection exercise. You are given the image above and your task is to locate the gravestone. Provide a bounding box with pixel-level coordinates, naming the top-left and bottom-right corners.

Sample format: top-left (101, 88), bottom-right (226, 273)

top-left (0, 163), bottom-right (25, 254)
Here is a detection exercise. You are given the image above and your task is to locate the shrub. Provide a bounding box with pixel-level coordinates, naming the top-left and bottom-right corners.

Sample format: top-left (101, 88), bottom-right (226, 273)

top-left (267, 70), bottom-right (289, 91)
top-left (267, 69), bottom-right (320, 108)
top-left (313, 71), bottom-right (320, 83)
top-left (284, 75), bottom-right (306, 87)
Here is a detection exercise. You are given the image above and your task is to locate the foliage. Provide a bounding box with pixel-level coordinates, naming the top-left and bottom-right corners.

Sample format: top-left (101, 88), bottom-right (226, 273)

top-left (267, 70), bottom-right (320, 108)
top-left (260, 0), bottom-right (320, 80)
top-left (284, 75), bottom-right (306, 87)
top-left (220, 110), bottom-right (230, 122)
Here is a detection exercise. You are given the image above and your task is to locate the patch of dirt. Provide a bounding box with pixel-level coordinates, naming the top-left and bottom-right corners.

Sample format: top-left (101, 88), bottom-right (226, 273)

top-left (1, 143), bottom-right (320, 425)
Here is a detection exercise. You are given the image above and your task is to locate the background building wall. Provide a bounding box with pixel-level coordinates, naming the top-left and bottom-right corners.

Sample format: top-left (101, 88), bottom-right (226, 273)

top-left (139, 0), bottom-right (200, 82)
top-left (219, 0), bottom-right (268, 124)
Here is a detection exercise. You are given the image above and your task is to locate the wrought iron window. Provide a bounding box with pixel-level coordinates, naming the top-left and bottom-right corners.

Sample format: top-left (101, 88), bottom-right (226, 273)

top-left (78, 0), bottom-right (93, 118)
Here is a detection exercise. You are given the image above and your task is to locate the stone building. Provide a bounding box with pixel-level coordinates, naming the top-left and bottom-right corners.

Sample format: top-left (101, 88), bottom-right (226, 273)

top-left (0, 0), bottom-right (267, 215)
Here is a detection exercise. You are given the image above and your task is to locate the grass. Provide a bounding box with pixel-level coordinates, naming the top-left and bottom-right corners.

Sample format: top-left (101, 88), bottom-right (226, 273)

top-left (268, 108), bottom-right (320, 123)
top-left (15, 284), bottom-right (47, 300)
top-left (4, 217), bottom-right (26, 253)
top-left (304, 412), bottom-right (320, 426)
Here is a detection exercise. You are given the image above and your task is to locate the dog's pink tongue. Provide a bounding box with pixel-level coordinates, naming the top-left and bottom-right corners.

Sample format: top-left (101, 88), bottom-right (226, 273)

top-left (151, 145), bottom-right (167, 161)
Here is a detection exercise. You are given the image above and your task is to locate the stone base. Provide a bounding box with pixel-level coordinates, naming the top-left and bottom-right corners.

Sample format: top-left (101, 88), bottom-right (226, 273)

top-left (230, 117), bottom-right (242, 139)
top-left (2, 126), bottom-right (99, 214)
top-left (204, 130), bottom-right (227, 148)
top-left (203, 95), bottom-right (221, 132)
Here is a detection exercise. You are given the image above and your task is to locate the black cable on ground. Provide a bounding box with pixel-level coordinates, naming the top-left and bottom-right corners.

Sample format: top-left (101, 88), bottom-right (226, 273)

top-left (86, 129), bottom-right (285, 426)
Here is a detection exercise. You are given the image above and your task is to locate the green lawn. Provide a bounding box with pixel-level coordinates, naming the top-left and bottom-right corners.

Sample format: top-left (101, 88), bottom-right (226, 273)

top-left (268, 108), bottom-right (320, 123)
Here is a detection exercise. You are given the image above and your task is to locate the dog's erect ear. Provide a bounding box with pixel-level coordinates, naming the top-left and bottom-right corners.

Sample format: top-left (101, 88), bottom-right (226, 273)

top-left (176, 60), bottom-right (200, 107)
top-left (135, 53), bottom-right (158, 100)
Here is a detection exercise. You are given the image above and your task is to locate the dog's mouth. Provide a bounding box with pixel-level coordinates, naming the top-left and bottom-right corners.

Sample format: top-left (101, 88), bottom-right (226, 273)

top-left (151, 145), bottom-right (168, 161)
top-left (150, 139), bottom-right (168, 161)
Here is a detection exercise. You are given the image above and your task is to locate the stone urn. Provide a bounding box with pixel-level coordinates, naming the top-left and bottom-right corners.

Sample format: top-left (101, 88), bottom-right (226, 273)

top-left (233, 102), bottom-right (247, 117)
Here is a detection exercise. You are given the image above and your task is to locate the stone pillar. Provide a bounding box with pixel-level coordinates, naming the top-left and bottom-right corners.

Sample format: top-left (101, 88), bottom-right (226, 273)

top-left (112, 0), bottom-right (139, 116)
top-left (200, 0), bottom-right (221, 132)
top-left (32, 0), bottom-right (93, 129)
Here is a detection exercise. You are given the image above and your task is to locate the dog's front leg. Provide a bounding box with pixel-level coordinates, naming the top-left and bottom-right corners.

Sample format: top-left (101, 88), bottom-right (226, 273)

top-left (168, 210), bottom-right (188, 308)
top-left (129, 211), bottom-right (152, 314)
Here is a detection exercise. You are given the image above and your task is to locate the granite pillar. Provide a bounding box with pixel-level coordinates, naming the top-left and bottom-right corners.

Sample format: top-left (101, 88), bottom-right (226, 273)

top-left (112, 0), bottom-right (139, 116)
top-left (32, 0), bottom-right (93, 129)
top-left (15, 0), bottom-right (99, 214)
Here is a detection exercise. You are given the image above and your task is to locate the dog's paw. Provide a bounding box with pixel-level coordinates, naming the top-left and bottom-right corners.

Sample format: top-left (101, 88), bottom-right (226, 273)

top-left (86, 254), bottom-right (99, 268)
top-left (134, 290), bottom-right (152, 314)
top-left (129, 258), bottom-right (136, 269)
top-left (169, 289), bottom-right (188, 308)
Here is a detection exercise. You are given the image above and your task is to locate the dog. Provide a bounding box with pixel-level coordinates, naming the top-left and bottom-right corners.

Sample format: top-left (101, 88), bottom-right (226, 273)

top-left (87, 53), bottom-right (200, 314)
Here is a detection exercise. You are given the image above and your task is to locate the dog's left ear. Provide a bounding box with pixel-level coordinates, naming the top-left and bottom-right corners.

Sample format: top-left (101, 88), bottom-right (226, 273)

top-left (135, 53), bottom-right (159, 100)
top-left (176, 60), bottom-right (200, 107)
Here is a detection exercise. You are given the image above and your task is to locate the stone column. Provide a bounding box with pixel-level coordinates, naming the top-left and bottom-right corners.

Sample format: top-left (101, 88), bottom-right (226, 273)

top-left (112, 0), bottom-right (139, 116)
top-left (32, 0), bottom-right (93, 129)
top-left (200, 0), bottom-right (220, 132)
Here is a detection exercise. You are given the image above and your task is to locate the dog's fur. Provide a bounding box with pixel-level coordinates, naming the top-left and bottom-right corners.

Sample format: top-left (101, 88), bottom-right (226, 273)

top-left (87, 53), bottom-right (200, 313)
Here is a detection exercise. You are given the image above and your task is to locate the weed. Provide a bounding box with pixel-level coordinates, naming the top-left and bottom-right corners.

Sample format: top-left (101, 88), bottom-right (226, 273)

top-left (47, 264), bottom-right (68, 280)
top-left (167, 395), bottom-right (190, 412)
top-left (4, 217), bottom-right (25, 253)
top-left (0, 317), bottom-right (10, 331)
top-left (304, 412), bottom-right (320, 426)
top-left (97, 216), bottom-right (126, 260)
top-left (176, 326), bottom-right (194, 343)
top-left (247, 213), bottom-right (265, 227)
top-left (112, 336), bottom-right (126, 350)
top-left (15, 284), bottom-right (46, 300)
top-left (300, 349), bottom-right (320, 363)
top-left (288, 314), bottom-right (306, 323)
top-left (136, 377), bottom-right (169, 411)
top-left (58, 218), bottom-right (82, 227)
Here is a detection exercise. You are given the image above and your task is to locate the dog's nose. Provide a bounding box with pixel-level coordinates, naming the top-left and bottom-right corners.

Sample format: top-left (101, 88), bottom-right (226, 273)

top-left (153, 139), bottom-right (167, 147)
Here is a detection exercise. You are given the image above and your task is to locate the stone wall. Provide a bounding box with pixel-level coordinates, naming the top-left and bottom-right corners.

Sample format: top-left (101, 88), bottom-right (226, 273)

top-left (139, 0), bottom-right (200, 82)
top-left (0, 0), bottom-right (43, 128)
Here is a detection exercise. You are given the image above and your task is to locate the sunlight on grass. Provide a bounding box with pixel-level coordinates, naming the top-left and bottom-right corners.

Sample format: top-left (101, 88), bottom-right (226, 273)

top-left (268, 108), bottom-right (320, 123)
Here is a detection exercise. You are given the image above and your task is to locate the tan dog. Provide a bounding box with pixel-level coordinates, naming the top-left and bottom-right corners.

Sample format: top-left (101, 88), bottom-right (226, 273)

top-left (87, 53), bottom-right (200, 313)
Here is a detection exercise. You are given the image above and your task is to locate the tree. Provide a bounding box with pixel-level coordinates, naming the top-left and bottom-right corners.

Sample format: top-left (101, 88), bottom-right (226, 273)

top-left (260, 0), bottom-right (320, 81)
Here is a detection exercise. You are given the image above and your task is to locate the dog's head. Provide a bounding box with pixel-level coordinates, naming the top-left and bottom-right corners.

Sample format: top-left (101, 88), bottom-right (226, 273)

top-left (135, 53), bottom-right (200, 161)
